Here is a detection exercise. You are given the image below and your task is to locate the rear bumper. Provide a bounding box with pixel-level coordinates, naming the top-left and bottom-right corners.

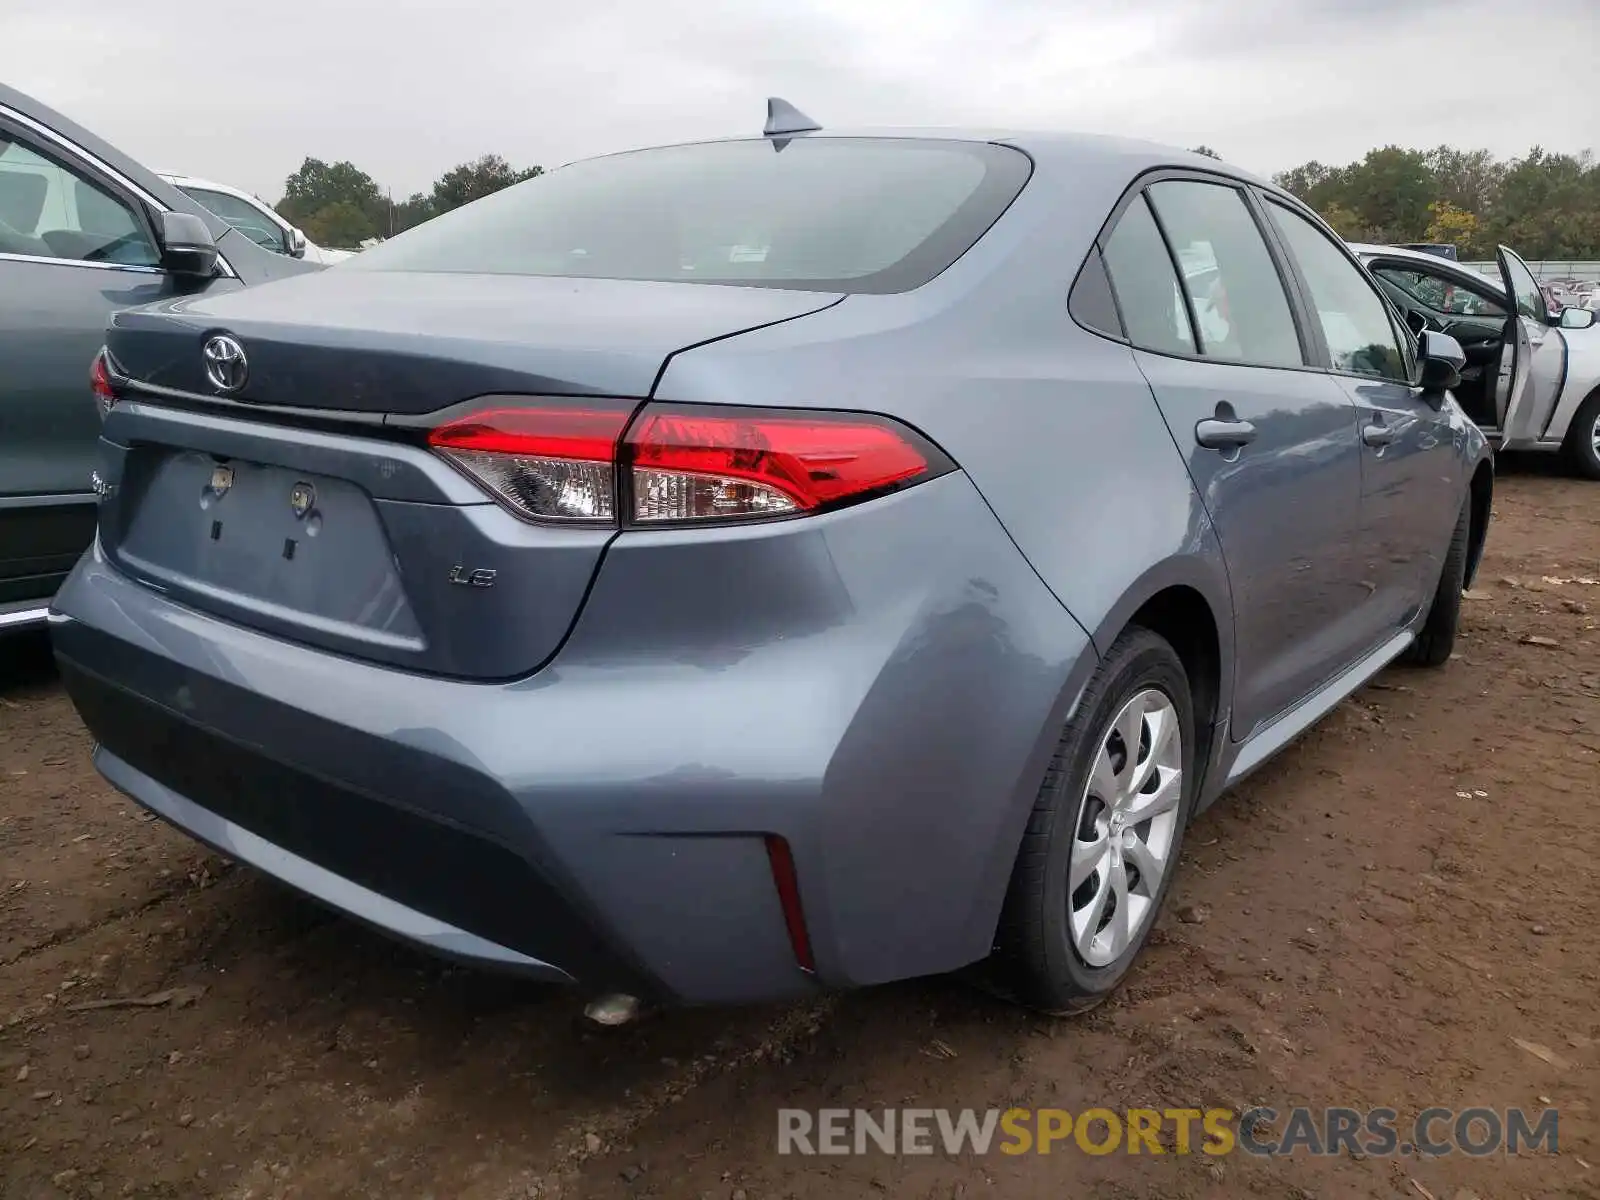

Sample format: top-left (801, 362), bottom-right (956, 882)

top-left (50, 473), bottom-right (1095, 1005)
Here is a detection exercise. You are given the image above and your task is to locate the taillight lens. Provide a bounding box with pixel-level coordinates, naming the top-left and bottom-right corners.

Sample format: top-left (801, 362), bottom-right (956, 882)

top-left (91, 349), bottom-right (117, 419)
top-left (624, 408), bottom-right (936, 523)
top-left (428, 406), bottom-right (632, 523)
top-left (428, 401), bottom-right (950, 527)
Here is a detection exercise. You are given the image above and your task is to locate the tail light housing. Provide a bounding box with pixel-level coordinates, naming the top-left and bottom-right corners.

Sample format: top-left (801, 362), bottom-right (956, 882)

top-left (429, 401), bottom-right (952, 527)
top-left (91, 348), bottom-right (118, 419)
top-left (428, 406), bottom-right (632, 524)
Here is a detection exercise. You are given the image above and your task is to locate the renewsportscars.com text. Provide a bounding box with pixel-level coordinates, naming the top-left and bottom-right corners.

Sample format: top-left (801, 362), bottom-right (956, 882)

top-left (777, 1106), bottom-right (1558, 1157)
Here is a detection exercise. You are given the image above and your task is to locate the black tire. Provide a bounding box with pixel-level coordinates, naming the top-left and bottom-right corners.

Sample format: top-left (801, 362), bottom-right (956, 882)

top-left (1566, 390), bottom-right (1600, 481)
top-left (994, 627), bottom-right (1196, 1014)
top-left (1402, 497), bottom-right (1470, 668)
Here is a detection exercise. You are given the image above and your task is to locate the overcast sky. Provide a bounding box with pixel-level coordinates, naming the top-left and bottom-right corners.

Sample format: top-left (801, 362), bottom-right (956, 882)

top-left (4, 0), bottom-right (1594, 201)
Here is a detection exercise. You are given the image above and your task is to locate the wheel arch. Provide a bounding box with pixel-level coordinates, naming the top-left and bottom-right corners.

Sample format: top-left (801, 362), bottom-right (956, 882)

top-left (973, 549), bottom-right (1234, 951)
top-left (1465, 457), bottom-right (1494, 589)
top-left (1084, 549), bottom-right (1234, 781)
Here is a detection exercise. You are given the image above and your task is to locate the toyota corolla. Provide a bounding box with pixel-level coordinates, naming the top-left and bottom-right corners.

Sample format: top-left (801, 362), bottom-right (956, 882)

top-left (49, 101), bottom-right (1495, 1015)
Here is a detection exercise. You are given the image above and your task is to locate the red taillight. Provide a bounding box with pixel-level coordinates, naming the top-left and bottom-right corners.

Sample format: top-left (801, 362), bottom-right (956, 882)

top-left (90, 349), bottom-right (117, 419)
top-left (427, 401), bottom-right (948, 527)
top-left (624, 408), bottom-right (934, 523)
top-left (428, 406), bottom-right (632, 523)
top-left (764, 834), bottom-right (815, 973)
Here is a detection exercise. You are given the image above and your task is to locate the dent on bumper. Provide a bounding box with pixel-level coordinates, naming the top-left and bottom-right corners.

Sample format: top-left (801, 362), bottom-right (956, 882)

top-left (49, 472), bottom-right (1095, 1005)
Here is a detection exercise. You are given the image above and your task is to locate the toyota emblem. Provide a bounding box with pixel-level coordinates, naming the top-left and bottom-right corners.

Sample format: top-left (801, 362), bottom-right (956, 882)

top-left (202, 334), bottom-right (248, 392)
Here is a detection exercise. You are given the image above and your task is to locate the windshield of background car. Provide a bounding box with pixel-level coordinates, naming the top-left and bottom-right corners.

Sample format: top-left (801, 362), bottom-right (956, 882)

top-left (180, 186), bottom-right (285, 253)
top-left (1374, 265), bottom-right (1506, 317)
top-left (346, 138), bottom-right (1033, 293)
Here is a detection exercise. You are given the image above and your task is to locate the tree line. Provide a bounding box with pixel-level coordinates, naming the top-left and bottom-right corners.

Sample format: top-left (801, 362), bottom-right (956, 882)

top-left (274, 143), bottom-right (1600, 260)
top-left (1271, 146), bottom-right (1600, 260)
top-left (274, 154), bottom-right (543, 248)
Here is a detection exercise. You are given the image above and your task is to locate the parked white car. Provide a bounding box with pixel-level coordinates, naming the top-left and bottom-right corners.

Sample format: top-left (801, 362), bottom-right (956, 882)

top-left (157, 173), bottom-right (352, 265)
top-left (1354, 242), bottom-right (1600, 478)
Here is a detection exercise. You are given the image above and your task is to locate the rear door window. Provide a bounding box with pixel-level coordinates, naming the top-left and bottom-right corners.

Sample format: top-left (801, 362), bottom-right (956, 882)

top-left (1101, 195), bottom-right (1196, 355)
top-left (346, 138), bottom-right (1032, 294)
top-left (1145, 180), bottom-right (1305, 368)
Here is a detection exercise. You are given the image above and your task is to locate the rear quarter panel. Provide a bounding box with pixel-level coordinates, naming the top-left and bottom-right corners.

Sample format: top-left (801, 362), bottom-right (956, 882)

top-left (655, 160), bottom-right (1234, 706)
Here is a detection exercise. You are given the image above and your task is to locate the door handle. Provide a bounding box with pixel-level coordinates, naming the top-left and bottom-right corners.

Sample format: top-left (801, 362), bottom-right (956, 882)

top-left (1195, 417), bottom-right (1258, 451)
top-left (1362, 421), bottom-right (1396, 448)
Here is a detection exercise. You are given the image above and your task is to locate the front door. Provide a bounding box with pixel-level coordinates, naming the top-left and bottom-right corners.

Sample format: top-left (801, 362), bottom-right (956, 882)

top-left (1495, 245), bottom-right (1560, 445)
top-left (1101, 177), bottom-right (1368, 740)
top-left (1262, 200), bottom-right (1464, 634)
top-left (0, 118), bottom-right (235, 606)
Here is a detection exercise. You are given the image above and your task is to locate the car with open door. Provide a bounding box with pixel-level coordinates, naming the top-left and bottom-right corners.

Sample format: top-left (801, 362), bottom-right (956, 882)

top-left (0, 82), bottom-right (319, 634)
top-left (1354, 241), bottom-right (1600, 478)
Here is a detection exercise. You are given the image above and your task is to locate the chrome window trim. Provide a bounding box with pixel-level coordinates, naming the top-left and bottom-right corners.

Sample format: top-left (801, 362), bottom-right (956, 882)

top-left (0, 102), bottom-right (237, 278)
top-left (0, 102), bottom-right (164, 210)
top-left (0, 251), bottom-right (163, 274)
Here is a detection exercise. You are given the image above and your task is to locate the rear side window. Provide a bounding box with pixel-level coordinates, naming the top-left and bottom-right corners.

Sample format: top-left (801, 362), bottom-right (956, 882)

top-left (1068, 250), bottom-right (1124, 338)
top-left (1266, 201), bottom-right (1408, 381)
top-left (1102, 196), bottom-right (1196, 355)
top-left (346, 138), bottom-right (1032, 294)
top-left (1146, 180), bottom-right (1304, 368)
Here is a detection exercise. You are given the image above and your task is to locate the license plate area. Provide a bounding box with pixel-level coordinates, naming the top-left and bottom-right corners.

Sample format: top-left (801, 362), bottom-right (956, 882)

top-left (115, 449), bottom-right (422, 644)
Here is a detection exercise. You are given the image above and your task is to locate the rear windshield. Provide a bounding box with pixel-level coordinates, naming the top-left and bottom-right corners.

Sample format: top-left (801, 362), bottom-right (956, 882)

top-left (346, 137), bottom-right (1032, 293)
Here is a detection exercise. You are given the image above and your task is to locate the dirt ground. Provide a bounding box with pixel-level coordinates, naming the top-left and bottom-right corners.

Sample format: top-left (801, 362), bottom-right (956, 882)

top-left (3, 462), bottom-right (1597, 1200)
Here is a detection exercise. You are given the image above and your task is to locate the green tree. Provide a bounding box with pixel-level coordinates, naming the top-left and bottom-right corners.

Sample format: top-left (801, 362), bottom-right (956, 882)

top-left (1317, 202), bottom-right (1370, 241)
top-left (1487, 148), bottom-right (1599, 258)
top-left (1423, 200), bottom-right (1482, 258)
top-left (429, 155), bottom-right (543, 215)
top-left (277, 158), bottom-right (386, 233)
top-left (300, 200), bottom-right (378, 250)
top-left (1424, 147), bottom-right (1504, 217)
top-left (1340, 146), bottom-right (1434, 243)
top-left (1189, 145), bottom-right (1222, 160)
top-left (391, 192), bottom-right (435, 234)
top-left (1275, 142), bottom-right (1600, 258)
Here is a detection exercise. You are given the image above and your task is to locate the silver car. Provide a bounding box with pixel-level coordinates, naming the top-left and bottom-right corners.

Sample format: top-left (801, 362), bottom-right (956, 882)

top-left (1355, 242), bottom-right (1600, 477)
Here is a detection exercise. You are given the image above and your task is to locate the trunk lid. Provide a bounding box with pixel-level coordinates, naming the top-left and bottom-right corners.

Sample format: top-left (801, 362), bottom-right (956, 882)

top-left (106, 272), bottom-right (842, 411)
top-left (98, 273), bottom-right (843, 678)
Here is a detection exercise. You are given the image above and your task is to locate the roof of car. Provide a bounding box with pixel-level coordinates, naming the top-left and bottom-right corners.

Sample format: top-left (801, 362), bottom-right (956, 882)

top-left (580, 126), bottom-right (1282, 192)
top-left (0, 81), bottom-right (235, 241)
top-left (157, 173), bottom-right (261, 200)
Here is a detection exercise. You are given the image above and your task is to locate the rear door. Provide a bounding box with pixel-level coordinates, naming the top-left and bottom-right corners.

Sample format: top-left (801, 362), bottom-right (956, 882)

top-left (1101, 175), bottom-right (1368, 740)
top-left (0, 114), bottom-right (240, 608)
top-left (1495, 244), bottom-right (1561, 444)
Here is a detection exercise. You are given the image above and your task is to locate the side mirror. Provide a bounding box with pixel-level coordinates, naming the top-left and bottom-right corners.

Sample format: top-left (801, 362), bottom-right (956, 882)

top-left (288, 226), bottom-right (308, 259)
top-left (156, 211), bottom-right (219, 278)
top-left (1416, 329), bottom-right (1466, 393)
top-left (1559, 306), bottom-right (1596, 330)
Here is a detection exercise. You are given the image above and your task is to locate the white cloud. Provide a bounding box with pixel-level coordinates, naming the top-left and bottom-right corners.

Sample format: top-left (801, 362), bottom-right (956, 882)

top-left (2, 0), bottom-right (1592, 201)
